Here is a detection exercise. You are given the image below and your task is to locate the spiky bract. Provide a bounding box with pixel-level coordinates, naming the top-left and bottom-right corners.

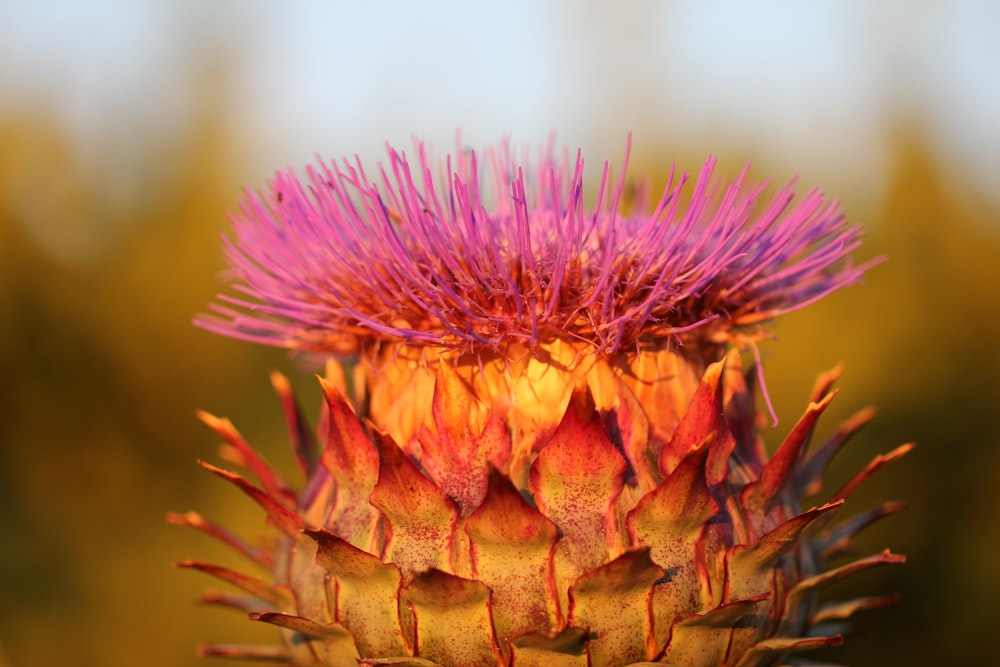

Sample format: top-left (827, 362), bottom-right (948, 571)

top-left (175, 348), bottom-right (906, 666)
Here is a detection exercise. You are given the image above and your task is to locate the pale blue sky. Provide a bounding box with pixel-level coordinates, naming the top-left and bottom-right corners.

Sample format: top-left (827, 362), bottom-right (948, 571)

top-left (1, 0), bottom-right (997, 201)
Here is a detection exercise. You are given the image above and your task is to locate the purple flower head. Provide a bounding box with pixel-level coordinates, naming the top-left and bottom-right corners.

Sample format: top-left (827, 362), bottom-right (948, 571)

top-left (197, 136), bottom-right (878, 358)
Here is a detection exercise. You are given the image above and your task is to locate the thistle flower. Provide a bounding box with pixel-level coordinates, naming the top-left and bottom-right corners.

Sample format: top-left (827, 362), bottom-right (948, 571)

top-left (175, 137), bottom-right (907, 666)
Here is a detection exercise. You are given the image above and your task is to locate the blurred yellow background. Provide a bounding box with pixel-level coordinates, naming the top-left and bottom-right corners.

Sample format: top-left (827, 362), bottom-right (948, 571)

top-left (1, 2), bottom-right (998, 666)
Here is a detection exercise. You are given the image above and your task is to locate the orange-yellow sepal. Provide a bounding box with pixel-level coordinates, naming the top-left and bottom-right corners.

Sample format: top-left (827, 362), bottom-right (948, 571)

top-left (658, 358), bottom-right (728, 478)
top-left (317, 377), bottom-right (381, 550)
top-left (251, 611), bottom-right (360, 667)
top-left (466, 468), bottom-right (561, 651)
top-left (725, 502), bottom-right (843, 603)
top-left (731, 633), bottom-right (843, 667)
top-left (509, 628), bottom-right (588, 667)
top-left (197, 461), bottom-right (305, 538)
top-left (660, 596), bottom-right (769, 667)
top-left (530, 390), bottom-right (628, 591)
top-left (567, 548), bottom-right (664, 664)
top-left (778, 549), bottom-right (906, 636)
top-left (740, 392), bottom-right (834, 521)
top-left (627, 447), bottom-right (718, 651)
top-left (308, 528), bottom-right (412, 658)
top-left (401, 569), bottom-right (503, 666)
top-left (175, 559), bottom-right (291, 609)
top-left (418, 362), bottom-right (511, 515)
top-left (369, 431), bottom-right (460, 576)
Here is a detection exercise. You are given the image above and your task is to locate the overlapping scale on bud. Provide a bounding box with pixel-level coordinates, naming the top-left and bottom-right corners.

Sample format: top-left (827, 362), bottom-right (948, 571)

top-left (175, 138), bottom-right (907, 666)
top-left (175, 353), bottom-right (906, 666)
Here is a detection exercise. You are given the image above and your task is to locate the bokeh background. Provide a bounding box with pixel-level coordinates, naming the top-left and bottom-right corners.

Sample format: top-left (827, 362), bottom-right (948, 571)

top-left (1, 1), bottom-right (998, 665)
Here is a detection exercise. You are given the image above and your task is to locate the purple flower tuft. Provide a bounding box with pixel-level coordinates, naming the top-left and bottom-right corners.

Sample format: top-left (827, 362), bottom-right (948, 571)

top-left (197, 136), bottom-right (879, 357)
